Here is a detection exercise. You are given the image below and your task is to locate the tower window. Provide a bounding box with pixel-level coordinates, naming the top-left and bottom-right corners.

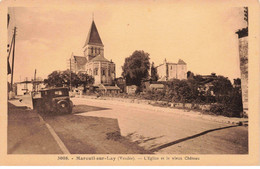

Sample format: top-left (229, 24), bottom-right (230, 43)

top-left (98, 48), bottom-right (100, 54)
top-left (102, 69), bottom-right (106, 76)
top-left (94, 68), bottom-right (98, 75)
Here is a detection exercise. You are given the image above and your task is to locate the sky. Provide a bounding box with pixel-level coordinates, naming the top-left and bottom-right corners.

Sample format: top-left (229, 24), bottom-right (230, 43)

top-left (7, 1), bottom-right (247, 83)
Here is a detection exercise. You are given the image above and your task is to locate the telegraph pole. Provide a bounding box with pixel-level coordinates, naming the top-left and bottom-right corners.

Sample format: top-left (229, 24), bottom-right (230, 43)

top-left (33, 69), bottom-right (37, 91)
top-left (10, 27), bottom-right (16, 91)
top-left (70, 58), bottom-right (72, 91)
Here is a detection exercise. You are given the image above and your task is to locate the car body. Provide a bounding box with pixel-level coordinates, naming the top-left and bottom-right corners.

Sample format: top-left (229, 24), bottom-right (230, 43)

top-left (32, 87), bottom-right (73, 115)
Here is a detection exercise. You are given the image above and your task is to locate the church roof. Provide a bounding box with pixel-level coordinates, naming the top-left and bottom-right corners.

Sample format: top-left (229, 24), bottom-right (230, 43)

top-left (74, 56), bottom-right (87, 65)
top-left (90, 54), bottom-right (109, 62)
top-left (177, 59), bottom-right (186, 65)
top-left (83, 20), bottom-right (103, 47)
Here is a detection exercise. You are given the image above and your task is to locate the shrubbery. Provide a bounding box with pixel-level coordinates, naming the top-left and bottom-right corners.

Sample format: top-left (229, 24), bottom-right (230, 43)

top-left (138, 76), bottom-right (243, 117)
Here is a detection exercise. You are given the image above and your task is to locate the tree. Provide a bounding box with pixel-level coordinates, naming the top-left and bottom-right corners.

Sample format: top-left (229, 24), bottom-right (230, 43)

top-left (44, 71), bottom-right (64, 87)
top-left (187, 71), bottom-right (194, 79)
top-left (122, 50), bottom-right (150, 86)
top-left (210, 76), bottom-right (233, 96)
top-left (150, 62), bottom-right (158, 81)
top-left (44, 70), bottom-right (81, 88)
top-left (77, 72), bottom-right (94, 92)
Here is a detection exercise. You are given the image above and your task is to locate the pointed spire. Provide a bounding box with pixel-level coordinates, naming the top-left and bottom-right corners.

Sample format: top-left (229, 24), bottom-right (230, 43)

top-left (83, 20), bottom-right (103, 48)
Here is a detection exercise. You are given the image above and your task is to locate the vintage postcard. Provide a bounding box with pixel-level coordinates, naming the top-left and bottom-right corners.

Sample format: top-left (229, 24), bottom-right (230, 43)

top-left (0, 0), bottom-right (259, 166)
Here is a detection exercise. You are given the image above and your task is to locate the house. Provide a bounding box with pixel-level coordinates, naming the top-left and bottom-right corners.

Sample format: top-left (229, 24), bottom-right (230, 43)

top-left (16, 79), bottom-right (45, 96)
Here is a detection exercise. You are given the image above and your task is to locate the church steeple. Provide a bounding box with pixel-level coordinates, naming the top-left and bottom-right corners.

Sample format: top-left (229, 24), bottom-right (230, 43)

top-left (84, 20), bottom-right (103, 48)
top-left (83, 19), bottom-right (104, 61)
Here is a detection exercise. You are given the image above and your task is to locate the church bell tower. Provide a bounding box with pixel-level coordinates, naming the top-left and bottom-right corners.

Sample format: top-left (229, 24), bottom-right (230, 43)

top-left (83, 20), bottom-right (104, 61)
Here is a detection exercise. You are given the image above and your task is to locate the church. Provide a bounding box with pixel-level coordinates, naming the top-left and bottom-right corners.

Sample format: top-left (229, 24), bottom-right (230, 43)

top-left (69, 19), bottom-right (117, 88)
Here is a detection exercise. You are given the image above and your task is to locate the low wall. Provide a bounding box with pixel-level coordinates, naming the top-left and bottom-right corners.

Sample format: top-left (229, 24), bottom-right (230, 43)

top-left (79, 94), bottom-right (211, 112)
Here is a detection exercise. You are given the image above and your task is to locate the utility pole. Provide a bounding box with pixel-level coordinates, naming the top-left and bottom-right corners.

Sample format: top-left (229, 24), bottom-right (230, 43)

top-left (10, 27), bottom-right (16, 91)
top-left (34, 69), bottom-right (37, 91)
top-left (70, 58), bottom-right (72, 91)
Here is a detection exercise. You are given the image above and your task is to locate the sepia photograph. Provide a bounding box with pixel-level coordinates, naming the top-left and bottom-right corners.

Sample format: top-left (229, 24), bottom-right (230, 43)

top-left (1, 0), bottom-right (260, 166)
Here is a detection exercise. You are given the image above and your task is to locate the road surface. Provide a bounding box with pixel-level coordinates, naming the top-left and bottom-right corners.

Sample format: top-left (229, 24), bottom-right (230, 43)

top-left (8, 96), bottom-right (248, 154)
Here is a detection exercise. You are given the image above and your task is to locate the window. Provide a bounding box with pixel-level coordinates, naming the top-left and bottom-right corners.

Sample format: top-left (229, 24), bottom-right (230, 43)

top-left (102, 69), bottom-right (106, 76)
top-left (108, 70), bottom-right (110, 76)
top-left (94, 68), bottom-right (98, 76)
top-left (171, 66), bottom-right (172, 70)
top-left (98, 48), bottom-right (100, 54)
top-left (54, 90), bottom-right (63, 96)
top-left (91, 47), bottom-right (93, 54)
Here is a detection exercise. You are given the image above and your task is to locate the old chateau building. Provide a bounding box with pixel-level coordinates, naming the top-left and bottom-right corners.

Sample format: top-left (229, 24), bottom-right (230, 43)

top-left (69, 20), bottom-right (116, 86)
top-left (156, 59), bottom-right (187, 81)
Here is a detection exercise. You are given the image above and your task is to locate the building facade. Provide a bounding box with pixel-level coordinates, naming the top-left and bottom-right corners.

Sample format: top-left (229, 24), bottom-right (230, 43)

top-left (69, 20), bottom-right (116, 86)
top-left (156, 59), bottom-right (187, 81)
top-left (236, 27), bottom-right (248, 116)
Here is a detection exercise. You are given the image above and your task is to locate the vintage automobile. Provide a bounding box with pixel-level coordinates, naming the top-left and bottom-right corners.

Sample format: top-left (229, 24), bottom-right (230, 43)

top-left (32, 87), bottom-right (73, 115)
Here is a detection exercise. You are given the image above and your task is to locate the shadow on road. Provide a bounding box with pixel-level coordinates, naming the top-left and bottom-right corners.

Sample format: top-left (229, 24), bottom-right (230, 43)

top-left (150, 125), bottom-right (239, 152)
top-left (72, 104), bottom-right (111, 114)
top-left (44, 113), bottom-right (151, 154)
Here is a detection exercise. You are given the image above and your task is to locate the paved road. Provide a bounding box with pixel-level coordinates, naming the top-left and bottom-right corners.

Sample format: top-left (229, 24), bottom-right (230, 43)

top-left (8, 96), bottom-right (248, 154)
top-left (69, 98), bottom-right (248, 154)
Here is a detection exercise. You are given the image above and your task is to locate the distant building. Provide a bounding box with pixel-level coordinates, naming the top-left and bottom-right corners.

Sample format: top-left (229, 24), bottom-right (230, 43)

top-left (126, 85), bottom-right (137, 94)
top-left (16, 79), bottom-right (45, 96)
top-left (156, 59), bottom-right (187, 81)
top-left (69, 19), bottom-right (116, 86)
top-left (236, 27), bottom-right (248, 115)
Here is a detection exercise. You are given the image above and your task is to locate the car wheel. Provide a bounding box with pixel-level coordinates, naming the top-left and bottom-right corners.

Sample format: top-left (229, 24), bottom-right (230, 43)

top-left (57, 100), bottom-right (70, 114)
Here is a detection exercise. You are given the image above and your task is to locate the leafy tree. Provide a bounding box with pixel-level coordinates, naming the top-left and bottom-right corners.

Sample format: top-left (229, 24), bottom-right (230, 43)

top-left (77, 72), bottom-right (94, 92)
top-left (122, 50), bottom-right (150, 86)
top-left (187, 71), bottom-right (194, 79)
top-left (44, 71), bottom-right (64, 87)
top-left (150, 62), bottom-right (158, 81)
top-left (233, 78), bottom-right (241, 86)
top-left (209, 76), bottom-right (233, 101)
top-left (44, 70), bottom-right (94, 89)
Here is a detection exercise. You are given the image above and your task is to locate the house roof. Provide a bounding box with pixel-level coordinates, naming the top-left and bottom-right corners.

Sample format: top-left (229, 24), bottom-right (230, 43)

top-left (83, 20), bottom-right (103, 48)
top-left (150, 84), bottom-right (164, 89)
top-left (177, 59), bottom-right (186, 65)
top-left (74, 56), bottom-right (87, 65)
top-left (156, 59), bottom-right (186, 68)
top-left (90, 54), bottom-right (109, 62)
top-left (98, 85), bottom-right (120, 90)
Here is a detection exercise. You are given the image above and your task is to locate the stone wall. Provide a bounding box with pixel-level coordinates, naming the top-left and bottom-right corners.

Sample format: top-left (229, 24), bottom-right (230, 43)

top-left (237, 32), bottom-right (248, 116)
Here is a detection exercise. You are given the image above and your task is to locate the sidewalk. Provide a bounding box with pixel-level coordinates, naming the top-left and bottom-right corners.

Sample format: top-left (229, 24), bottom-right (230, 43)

top-left (8, 100), bottom-right (62, 154)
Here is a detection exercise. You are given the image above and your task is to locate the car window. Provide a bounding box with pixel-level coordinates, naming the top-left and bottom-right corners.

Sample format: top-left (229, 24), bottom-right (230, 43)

top-left (54, 90), bottom-right (63, 96)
